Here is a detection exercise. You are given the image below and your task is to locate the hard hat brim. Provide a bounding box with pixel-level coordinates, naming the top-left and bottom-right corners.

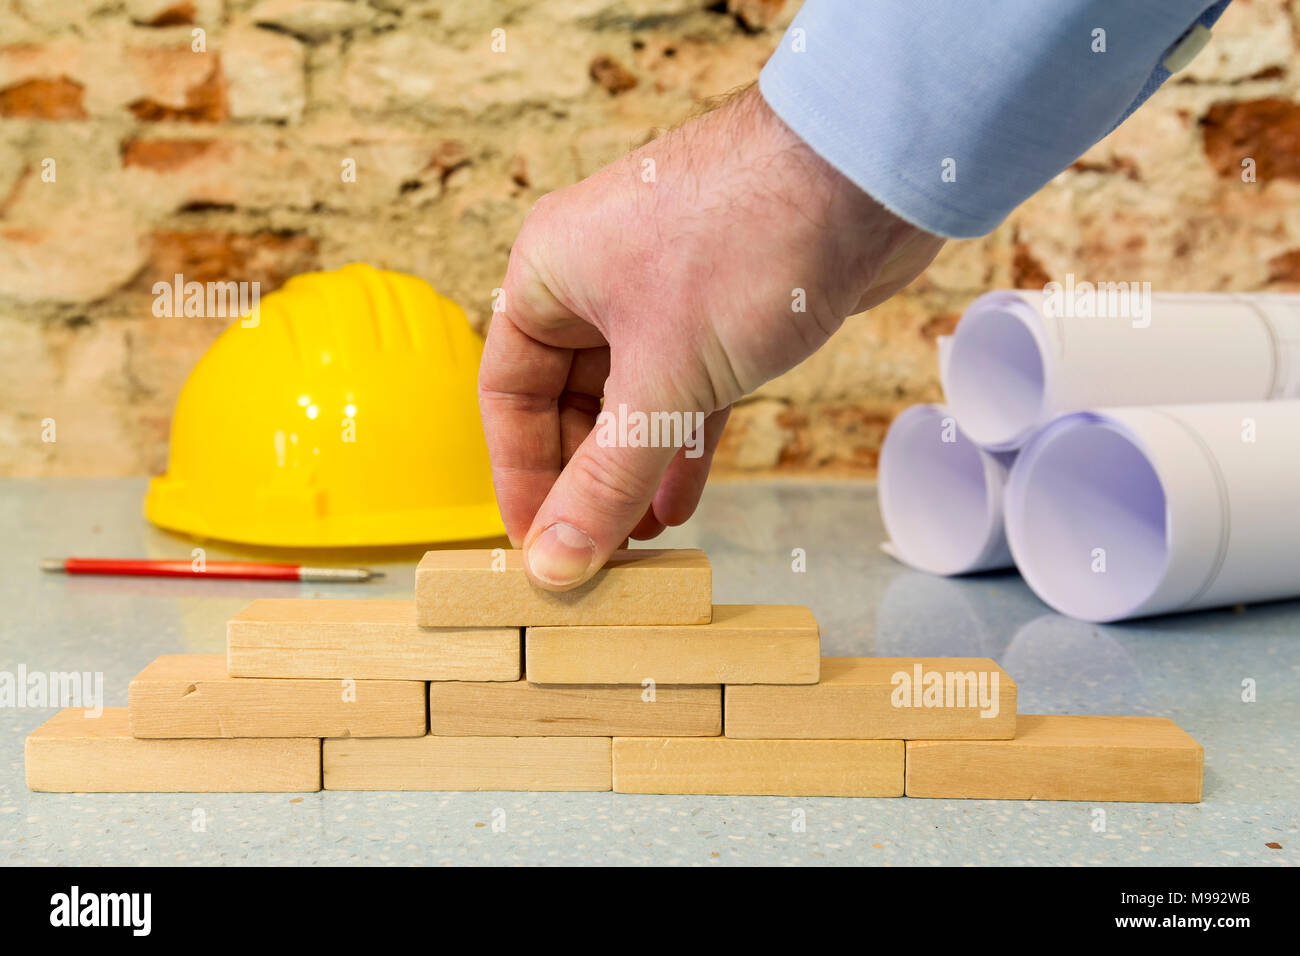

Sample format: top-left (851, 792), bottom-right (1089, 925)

top-left (145, 475), bottom-right (506, 548)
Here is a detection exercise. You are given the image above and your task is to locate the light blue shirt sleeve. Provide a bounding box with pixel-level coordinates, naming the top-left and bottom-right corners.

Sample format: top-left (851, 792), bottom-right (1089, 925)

top-left (759, 0), bottom-right (1231, 238)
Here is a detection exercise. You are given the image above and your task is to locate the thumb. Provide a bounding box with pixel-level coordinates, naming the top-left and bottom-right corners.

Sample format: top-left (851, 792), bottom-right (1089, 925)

top-left (521, 390), bottom-right (696, 590)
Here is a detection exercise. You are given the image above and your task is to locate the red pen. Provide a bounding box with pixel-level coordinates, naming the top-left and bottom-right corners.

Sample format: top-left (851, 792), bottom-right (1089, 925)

top-left (40, 557), bottom-right (384, 583)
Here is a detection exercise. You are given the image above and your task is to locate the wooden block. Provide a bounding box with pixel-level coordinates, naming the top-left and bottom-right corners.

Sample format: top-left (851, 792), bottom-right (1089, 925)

top-left (128, 654), bottom-right (426, 738)
top-left (613, 737), bottom-right (903, 797)
top-left (905, 715), bottom-right (1203, 803)
top-left (428, 679), bottom-right (721, 736)
top-left (227, 598), bottom-right (519, 680)
top-left (526, 604), bottom-right (820, 685)
top-left (25, 708), bottom-right (320, 792)
top-left (323, 735), bottom-right (611, 791)
top-left (726, 657), bottom-right (1016, 739)
top-left (415, 548), bottom-right (711, 626)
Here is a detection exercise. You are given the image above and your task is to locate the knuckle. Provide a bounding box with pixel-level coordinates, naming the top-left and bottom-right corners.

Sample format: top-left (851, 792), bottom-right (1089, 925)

top-left (506, 208), bottom-right (549, 266)
top-left (568, 452), bottom-right (650, 516)
top-left (522, 189), bottom-right (562, 230)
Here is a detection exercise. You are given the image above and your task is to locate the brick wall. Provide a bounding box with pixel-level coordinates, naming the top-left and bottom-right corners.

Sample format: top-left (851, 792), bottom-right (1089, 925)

top-left (2, 0), bottom-right (1299, 478)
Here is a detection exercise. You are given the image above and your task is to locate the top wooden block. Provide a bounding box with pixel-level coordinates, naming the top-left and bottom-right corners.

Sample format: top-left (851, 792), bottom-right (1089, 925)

top-left (415, 548), bottom-right (711, 626)
top-left (725, 657), bottom-right (1016, 739)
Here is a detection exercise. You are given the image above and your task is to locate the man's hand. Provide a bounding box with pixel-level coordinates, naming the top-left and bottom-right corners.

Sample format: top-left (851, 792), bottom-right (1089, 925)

top-left (479, 85), bottom-right (944, 590)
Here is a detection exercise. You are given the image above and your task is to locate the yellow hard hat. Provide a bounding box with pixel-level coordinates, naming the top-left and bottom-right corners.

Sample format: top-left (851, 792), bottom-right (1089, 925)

top-left (145, 263), bottom-right (506, 547)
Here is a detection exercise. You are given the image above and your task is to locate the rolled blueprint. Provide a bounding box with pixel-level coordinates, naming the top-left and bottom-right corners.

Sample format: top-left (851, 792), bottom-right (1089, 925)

top-left (1004, 400), bottom-right (1300, 622)
top-left (878, 403), bottom-right (1015, 575)
top-left (944, 289), bottom-right (1300, 451)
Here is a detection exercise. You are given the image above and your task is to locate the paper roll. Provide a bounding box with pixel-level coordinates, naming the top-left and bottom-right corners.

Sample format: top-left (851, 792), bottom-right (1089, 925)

top-left (944, 289), bottom-right (1300, 451)
top-left (1004, 400), bottom-right (1300, 622)
top-left (878, 403), bottom-right (1015, 575)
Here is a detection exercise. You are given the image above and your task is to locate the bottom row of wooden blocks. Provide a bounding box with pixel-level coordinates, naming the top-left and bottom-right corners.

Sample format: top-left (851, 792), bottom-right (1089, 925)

top-left (27, 709), bottom-right (1203, 802)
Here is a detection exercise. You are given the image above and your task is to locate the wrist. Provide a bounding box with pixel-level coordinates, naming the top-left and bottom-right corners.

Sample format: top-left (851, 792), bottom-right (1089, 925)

top-left (740, 85), bottom-right (928, 296)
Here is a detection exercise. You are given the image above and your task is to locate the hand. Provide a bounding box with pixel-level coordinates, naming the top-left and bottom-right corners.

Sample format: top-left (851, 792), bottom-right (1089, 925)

top-left (479, 85), bottom-right (944, 590)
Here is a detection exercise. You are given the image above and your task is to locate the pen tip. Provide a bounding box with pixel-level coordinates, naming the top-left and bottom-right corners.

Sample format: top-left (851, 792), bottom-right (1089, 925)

top-left (40, 558), bottom-right (65, 573)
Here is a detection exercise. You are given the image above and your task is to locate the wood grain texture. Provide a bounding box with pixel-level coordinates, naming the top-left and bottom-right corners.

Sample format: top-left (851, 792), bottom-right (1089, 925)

top-left (526, 604), bottom-right (820, 685)
top-left (128, 654), bottom-right (426, 738)
top-left (415, 548), bottom-right (711, 626)
top-left (613, 737), bottom-right (904, 797)
top-left (227, 598), bottom-right (519, 680)
top-left (25, 708), bottom-right (321, 793)
top-left (428, 679), bottom-right (721, 736)
top-left (905, 715), bottom-right (1204, 802)
top-left (323, 735), bottom-right (612, 791)
top-left (725, 657), bottom-right (1016, 739)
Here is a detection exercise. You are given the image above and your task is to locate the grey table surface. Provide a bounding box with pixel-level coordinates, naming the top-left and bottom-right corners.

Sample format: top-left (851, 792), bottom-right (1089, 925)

top-left (1, 477), bottom-right (1295, 866)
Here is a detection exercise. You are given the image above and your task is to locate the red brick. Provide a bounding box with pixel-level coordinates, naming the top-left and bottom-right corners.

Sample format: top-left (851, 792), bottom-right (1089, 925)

top-left (1267, 248), bottom-right (1300, 286)
top-left (134, 3), bottom-right (198, 26)
top-left (918, 312), bottom-right (959, 343)
top-left (0, 76), bottom-right (86, 120)
top-left (127, 55), bottom-right (227, 123)
top-left (1201, 97), bottom-right (1300, 182)
top-left (121, 138), bottom-right (216, 171)
top-left (590, 56), bottom-right (638, 96)
top-left (142, 230), bottom-right (319, 290)
top-left (1012, 242), bottom-right (1052, 289)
